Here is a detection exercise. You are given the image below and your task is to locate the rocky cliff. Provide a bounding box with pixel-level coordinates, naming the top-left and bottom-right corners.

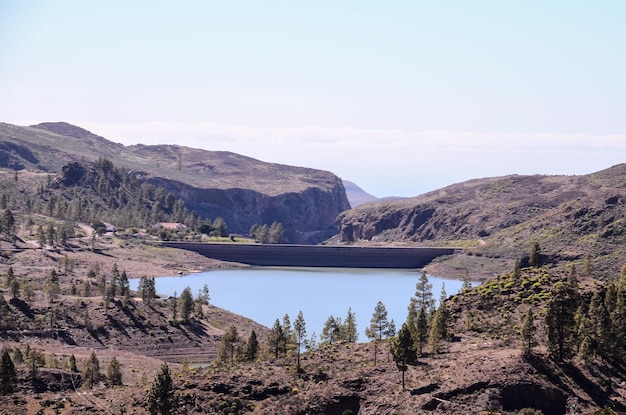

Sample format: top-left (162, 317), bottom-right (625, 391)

top-left (337, 165), bottom-right (626, 277)
top-left (0, 122), bottom-right (351, 243)
top-left (147, 175), bottom-right (350, 243)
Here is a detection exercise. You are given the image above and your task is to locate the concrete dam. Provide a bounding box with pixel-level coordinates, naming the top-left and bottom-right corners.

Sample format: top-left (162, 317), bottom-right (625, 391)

top-left (160, 242), bottom-right (460, 269)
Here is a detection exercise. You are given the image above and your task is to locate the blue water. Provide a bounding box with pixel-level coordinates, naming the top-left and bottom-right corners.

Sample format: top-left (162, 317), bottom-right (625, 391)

top-left (130, 267), bottom-right (466, 342)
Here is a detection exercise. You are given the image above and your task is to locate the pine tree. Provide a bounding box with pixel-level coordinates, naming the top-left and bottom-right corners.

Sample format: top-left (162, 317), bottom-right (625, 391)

top-left (28, 356), bottom-right (38, 386)
top-left (0, 349), bottom-right (18, 395)
top-left (567, 263), bottom-right (579, 289)
top-left (529, 242), bottom-right (542, 268)
top-left (146, 363), bottom-right (175, 415)
top-left (11, 348), bottom-right (23, 365)
top-left (46, 269), bottom-right (60, 304)
top-left (406, 300), bottom-right (419, 343)
top-left (391, 323), bottom-right (416, 390)
top-left (576, 309), bottom-right (594, 363)
top-left (344, 308), bottom-right (358, 343)
top-left (429, 304), bottom-right (448, 354)
top-left (268, 319), bottom-right (286, 359)
top-left (590, 291), bottom-right (612, 359)
top-left (429, 286), bottom-right (450, 354)
top-left (5, 266), bottom-right (15, 288)
top-left (217, 325), bottom-right (241, 366)
top-left (69, 354), bottom-right (78, 372)
top-left (107, 357), bottom-right (123, 386)
top-left (139, 276), bottom-right (156, 305)
top-left (194, 297), bottom-right (204, 318)
top-left (37, 225), bottom-right (46, 248)
top-left (9, 279), bottom-right (19, 299)
top-left (583, 254), bottom-right (594, 278)
top-left (365, 301), bottom-right (390, 366)
top-left (119, 270), bottom-right (130, 297)
top-left (46, 222), bottom-right (56, 247)
top-left (321, 316), bottom-right (340, 345)
top-left (244, 330), bottom-right (260, 362)
top-left (82, 351), bottom-right (102, 389)
top-left (512, 259), bottom-right (522, 284)
top-left (414, 271), bottom-right (434, 314)
top-left (1, 208), bottom-right (15, 241)
top-left (0, 293), bottom-right (12, 329)
top-left (282, 314), bottom-right (294, 355)
top-left (388, 319), bottom-right (396, 337)
top-left (293, 311), bottom-right (306, 373)
top-left (415, 306), bottom-right (428, 356)
top-left (170, 291), bottom-right (178, 321)
top-left (177, 287), bottom-right (194, 323)
top-left (461, 268), bottom-right (472, 292)
top-left (545, 282), bottom-right (578, 360)
top-left (110, 263), bottom-right (120, 298)
top-left (200, 284), bottom-right (210, 305)
top-left (520, 309), bottom-right (537, 356)
top-left (612, 283), bottom-right (626, 357)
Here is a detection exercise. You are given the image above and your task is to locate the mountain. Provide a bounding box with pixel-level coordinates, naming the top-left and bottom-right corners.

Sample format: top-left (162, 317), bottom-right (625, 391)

top-left (341, 180), bottom-right (379, 207)
top-left (0, 122), bottom-right (351, 243)
top-left (337, 165), bottom-right (626, 278)
top-left (342, 179), bottom-right (406, 208)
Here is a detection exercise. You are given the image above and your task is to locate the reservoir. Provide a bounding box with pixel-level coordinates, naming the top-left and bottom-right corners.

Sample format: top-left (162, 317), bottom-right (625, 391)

top-left (130, 267), bottom-right (466, 342)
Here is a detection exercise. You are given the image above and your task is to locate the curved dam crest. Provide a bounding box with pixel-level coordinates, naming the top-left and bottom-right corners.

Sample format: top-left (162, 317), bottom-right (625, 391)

top-left (160, 242), bottom-right (460, 269)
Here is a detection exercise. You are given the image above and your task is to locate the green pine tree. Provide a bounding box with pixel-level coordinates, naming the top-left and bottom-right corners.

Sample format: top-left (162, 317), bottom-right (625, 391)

top-left (545, 282), bottom-right (578, 360)
top-left (414, 271), bottom-right (434, 314)
top-left (177, 287), bottom-right (194, 323)
top-left (365, 301), bottom-right (390, 366)
top-left (391, 323), bottom-right (416, 390)
top-left (529, 242), bottom-right (542, 268)
top-left (68, 354), bottom-right (78, 372)
top-left (107, 357), bottom-right (123, 386)
top-left (82, 351), bottom-right (101, 389)
top-left (244, 330), bottom-right (260, 362)
top-left (217, 325), bottom-right (241, 366)
top-left (0, 349), bottom-right (18, 395)
top-left (146, 363), bottom-right (175, 415)
top-left (343, 308), bottom-right (358, 343)
top-left (293, 311), bottom-right (307, 373)
top-left (268, 319), bottom-right (286, 359)
top-left (415, 306), bottom-right (428, 356)
top-left (520, 309), bottom-right (537, 356)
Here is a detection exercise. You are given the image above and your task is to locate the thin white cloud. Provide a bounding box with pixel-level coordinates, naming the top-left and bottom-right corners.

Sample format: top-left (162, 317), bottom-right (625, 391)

top-left (70, 121), bottom-right (626, 198)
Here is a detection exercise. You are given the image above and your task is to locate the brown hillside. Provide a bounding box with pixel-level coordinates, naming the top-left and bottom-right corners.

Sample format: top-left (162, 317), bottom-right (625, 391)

top-left (0, 122), bottom-right (351, 243)
top-left (337, 165), bottom-right (626, 279)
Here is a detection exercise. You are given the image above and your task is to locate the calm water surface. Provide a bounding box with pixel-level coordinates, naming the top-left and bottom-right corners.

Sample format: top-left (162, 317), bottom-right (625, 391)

top-left (130, 267), bottom-right (467, 342)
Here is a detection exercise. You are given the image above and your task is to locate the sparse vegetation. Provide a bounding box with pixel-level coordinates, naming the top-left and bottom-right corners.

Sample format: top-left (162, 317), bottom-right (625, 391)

top-left (1, 125), bottom-right (626, 412)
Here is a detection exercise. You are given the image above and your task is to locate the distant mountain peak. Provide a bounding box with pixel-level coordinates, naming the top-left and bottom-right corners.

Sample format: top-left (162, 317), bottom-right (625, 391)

top-left (342, 180), bottom-right (379, 208)
top-left (30, 121), bottom-right (124, 153)
top-left (31, 122), bottom-right (97, 139)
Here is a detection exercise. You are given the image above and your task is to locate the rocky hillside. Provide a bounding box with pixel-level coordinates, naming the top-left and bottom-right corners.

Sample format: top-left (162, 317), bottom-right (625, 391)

top-left (337, 165), bottom-right (626, 278)
top-left (0, 122), bottom-right (351, 243)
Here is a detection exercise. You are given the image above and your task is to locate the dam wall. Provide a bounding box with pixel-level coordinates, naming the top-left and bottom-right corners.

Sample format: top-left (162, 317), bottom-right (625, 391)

top-left (160, 242), bottom-right (459, 269)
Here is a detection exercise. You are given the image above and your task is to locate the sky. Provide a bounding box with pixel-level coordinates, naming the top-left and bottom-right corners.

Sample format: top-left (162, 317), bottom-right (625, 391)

top-left (1, 1), bottom-right (626, 197)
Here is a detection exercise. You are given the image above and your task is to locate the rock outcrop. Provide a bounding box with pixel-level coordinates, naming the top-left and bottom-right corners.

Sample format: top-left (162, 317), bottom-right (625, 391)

top-left (0, 122), bottom-right (351, 243)
top-left (337, 165), bottom-right (626, 276)
top-left (148, 175), bottom-right (350, 244)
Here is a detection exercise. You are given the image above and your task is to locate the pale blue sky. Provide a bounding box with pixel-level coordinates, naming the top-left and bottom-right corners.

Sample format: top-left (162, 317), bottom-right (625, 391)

top-left (1, 1), bottom-right (625, 197)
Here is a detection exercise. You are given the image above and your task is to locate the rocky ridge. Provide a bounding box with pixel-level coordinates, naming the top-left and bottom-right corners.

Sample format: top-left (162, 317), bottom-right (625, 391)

top-left (337, 165), bottom-right (626, 278)
top-left (0, 122), bottom-right (351, 243)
